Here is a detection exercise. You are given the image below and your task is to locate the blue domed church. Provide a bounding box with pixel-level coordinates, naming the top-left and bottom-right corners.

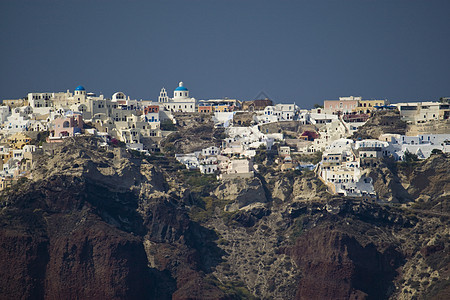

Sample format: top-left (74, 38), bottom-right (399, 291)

top-left (158, 82), bottom-right (196, 112)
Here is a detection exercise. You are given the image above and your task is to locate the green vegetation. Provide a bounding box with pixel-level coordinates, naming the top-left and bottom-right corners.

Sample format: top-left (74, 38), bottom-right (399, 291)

top-left (403, 150), bottom-right (419, 163)
top-left (397, 152), bottom-right (421, 176)
top-left (284, 169), bottom-right (302, 180)
top-left (160, 119), bottom-right (177, 131)
top-left (253, 148), bottom-right (277, 174)
top-left (129, 149), bottom-right (146, 159)
top-left (290, 215), bottom-right (306, 241)
top-left (213, 130), bottom-right (227, 140)
top-left (293, 151), bottom-right (322, 165)
top-left (205, 275), bottom-right (257, 300)
top-left (32, 131), bottom-right (49, 146)
top-left (179, 170), bottom-right (223, 221)
top-left (189, 196), bottom-right (234, 224)
top-left (162, 142), bottom-right (176, 155)
top-left (253, 149), bottom-right (267, 165)
top-left (181, 170), bottom-right (217, 195)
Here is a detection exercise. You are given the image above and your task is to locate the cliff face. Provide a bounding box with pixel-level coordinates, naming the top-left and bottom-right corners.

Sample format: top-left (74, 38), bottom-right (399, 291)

top-left (290, 227), bottom-right (402, 300)
top-left (0, 136), bottom-right (449, 299)
top-left (0, 137), bottom-right (227, 300)
top-left (0, 179), bottom-right (154, 300)
top-left (367, 153), bottom-right (450, 204)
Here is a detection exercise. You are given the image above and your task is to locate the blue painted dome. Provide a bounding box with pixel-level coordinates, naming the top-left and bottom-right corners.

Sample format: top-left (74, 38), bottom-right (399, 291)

top-left (75, 85), bottom-right (85, 91)
top-left (175, 81), bottom-right (188, 91)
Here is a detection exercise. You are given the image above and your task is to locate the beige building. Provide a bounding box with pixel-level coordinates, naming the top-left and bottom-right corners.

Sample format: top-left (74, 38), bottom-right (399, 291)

top-left (395, 101), bottom-right (450, 124)
top-left (354, 99), bottom-right (389, 114)
top-left (2, 99), bottom-right (28, 109)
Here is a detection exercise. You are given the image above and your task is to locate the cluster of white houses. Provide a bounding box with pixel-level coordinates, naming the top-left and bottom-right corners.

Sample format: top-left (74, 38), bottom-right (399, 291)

top-left (1, 82), bottom-right (449, 199)
top-left (318, 134), bottom-right (450, 199)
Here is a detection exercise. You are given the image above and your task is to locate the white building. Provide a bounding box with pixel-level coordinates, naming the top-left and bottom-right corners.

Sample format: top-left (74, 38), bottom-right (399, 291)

top-left (355, 140), bottom-right (390, 159)
top-left (0, 106), bottom-right (10, 125)
top-left (258, 104), bottom-right (298, 123)
top-left (158, 82), bottom-right (197, 112)
top-left (226, 125), bottom-right (278, 152)
top-left (212, 111), bottom-right (235, 128)
top-left (3, 109), bottom-right (32, 133)
top-left (175, 153), bottom-right (200, 170)
top-left (27, 92), bottom-right (53, 109)
top-left (335, 176), bottom-right (377, 199)
top-left (199, 156), bottom-right (218, 174)
top-left (219, 159), bottom-right (254, 179)
top-left (394, 101), bottom-right (450, 124)
top-left (202, 146), bottom-right (220, 156)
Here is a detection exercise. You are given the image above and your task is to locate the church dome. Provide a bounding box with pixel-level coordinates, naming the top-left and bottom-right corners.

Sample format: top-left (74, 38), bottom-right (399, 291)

top-left (75, 85), bottom-right (86, 91)
top-left (175, 81), bottom-right (188, 91)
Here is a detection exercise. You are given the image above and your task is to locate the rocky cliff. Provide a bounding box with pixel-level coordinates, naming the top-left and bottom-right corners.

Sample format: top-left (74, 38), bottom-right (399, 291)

top-left (0, 137), bottom-right (228, 299)
top-left (351, 110), bottom-right (407, 140)
top-left (161, 113), bottom-right (225, 154)
top-left (0, 136), bottom-right (449, 299)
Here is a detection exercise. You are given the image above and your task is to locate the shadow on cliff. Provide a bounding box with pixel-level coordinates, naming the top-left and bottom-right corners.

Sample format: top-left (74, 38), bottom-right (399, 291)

top-left (185, 221), bottom-right (227, 273)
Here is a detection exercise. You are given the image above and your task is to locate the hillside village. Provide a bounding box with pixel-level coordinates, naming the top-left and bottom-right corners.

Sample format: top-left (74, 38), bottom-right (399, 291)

top-left (1, 82), bottom-right (449, 200)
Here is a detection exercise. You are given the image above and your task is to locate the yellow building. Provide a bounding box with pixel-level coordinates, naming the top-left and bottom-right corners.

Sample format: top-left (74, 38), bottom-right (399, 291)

top-left (214, 105), bottom-right (231, 112)
top-left (7, 132), bottom-right (32, 149)
top-left (354, 99), bottom-right (389, 114)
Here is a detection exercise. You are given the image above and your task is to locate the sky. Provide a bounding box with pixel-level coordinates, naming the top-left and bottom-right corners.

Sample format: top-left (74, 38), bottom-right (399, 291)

top-left (1, 0), bottom-right (449, 108)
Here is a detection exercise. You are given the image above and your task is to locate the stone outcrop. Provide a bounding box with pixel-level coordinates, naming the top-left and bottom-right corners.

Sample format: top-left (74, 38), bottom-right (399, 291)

top-left (161, 112), bottom-right (225, 154)
top-left (214, 177), bottom-right (268, 212)
top-left (366, 153), bottom-right (450, 204)
top-left (351, 110), bottom-right (407, 140)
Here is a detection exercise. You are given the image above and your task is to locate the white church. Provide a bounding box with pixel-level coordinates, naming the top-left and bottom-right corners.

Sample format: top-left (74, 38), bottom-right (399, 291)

top-left (158, 82), bottom-right (196, 112)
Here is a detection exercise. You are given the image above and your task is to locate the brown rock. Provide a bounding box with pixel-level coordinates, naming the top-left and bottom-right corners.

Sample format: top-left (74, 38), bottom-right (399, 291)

top-left (289, 226), bottom-right (402, 300)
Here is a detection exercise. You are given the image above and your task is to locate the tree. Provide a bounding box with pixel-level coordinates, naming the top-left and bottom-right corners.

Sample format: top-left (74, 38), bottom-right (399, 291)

top-left (431, 149), bottom-right (443, 155)
top-left (403, 150), bottom-right (419, 163)
top-left (313, 103), bottom-right (323, 109)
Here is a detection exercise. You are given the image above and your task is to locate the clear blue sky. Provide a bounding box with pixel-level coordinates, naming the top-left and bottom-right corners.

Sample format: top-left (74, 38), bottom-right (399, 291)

top-left (1, 0), bottom-right (449, 108)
